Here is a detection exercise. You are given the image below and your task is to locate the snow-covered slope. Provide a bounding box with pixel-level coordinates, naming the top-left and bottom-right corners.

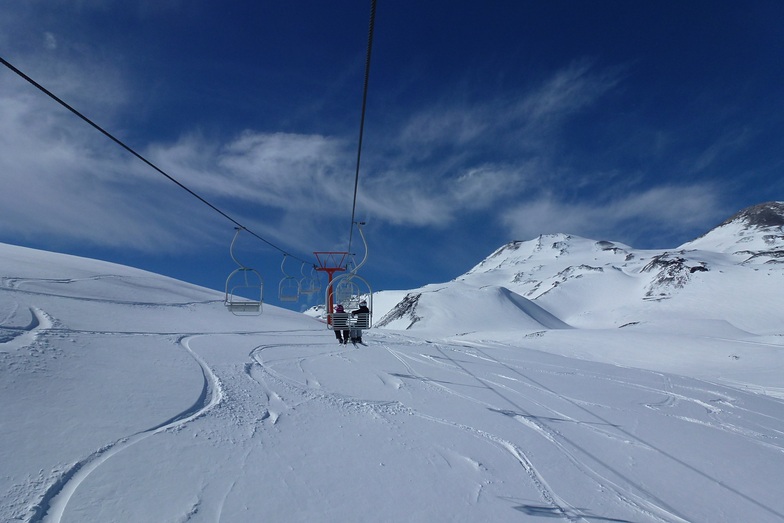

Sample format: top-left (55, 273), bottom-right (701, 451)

top-left (375, 202), bottom-right (784, 335)
top-left (374, 281), bottom-right (570, 333)
top-left (3, 203), bottom-right (784, 522)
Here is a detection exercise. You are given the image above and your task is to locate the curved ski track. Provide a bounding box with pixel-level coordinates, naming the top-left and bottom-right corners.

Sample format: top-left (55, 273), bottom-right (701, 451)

top-left (32, 335), bottom-right (223, 523)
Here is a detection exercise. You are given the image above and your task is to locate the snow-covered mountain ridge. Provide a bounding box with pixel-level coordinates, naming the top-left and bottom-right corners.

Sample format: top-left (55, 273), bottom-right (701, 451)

top-left (375, 202), bottom-right (784, 335)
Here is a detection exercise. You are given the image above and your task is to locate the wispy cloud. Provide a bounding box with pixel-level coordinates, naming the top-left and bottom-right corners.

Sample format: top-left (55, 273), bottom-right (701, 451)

top-left (353, 60), bottom-right (624, 228)
top-left (499, 184), bottom-right (725, 247)
top-left (690, 127), bottom-right (753, 173)
top-left (395, 59), bottom-right (621, 159)
top-left (0, 64), bottom-right (211, 252)
top-left (148, 131), bottom-right (352, 210)
top-left (515, 59), bottom-right (622, 125)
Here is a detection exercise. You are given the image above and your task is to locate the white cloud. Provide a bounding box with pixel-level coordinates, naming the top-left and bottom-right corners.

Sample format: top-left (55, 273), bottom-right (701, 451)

top-left (690, 128), bottom-right (752, 173)
top-left (359, 62), bottom-right (625, 228)
top-left (143, 132), bottom-right (534, 233)
top-left (399, 106), bottom-right (490, 151)
top-left (146, 131), bottom-right (354, 215)
top-left (43, 32), bottom-right (58, 50)
top-left (396, 59), bottom-right (621, 160)
top-left (0, 71), bottom-right (212, 252)
top-left (447, 164), bottom-right (531, 210)
top-left (515, 59), bottom-right (621, 126)
top-left (500, 185), bottom-right (724, 247)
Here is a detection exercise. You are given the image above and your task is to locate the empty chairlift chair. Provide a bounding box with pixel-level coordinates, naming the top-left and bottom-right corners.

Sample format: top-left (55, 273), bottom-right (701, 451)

top-left (278, 255), bottom-right (301, 302)
top-left (224, 228), bottom-right (263, 315)
top-left (299, 263), bottom-right (321, 296)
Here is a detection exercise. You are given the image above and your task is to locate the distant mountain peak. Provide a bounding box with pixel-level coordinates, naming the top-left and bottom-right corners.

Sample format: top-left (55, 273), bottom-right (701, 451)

top-left (720, 201), bottom-right (784, 228)
top-left (679, 201), bottom-right (784, 260)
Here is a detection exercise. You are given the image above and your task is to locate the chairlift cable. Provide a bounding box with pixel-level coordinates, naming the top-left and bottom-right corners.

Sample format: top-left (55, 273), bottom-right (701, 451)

top-left (0, 55), bottom-right (312, 265)
top-left (347, 0), bottom-right (377, 254)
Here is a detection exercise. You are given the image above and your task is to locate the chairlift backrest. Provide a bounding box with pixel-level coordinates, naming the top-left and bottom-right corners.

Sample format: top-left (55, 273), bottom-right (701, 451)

top-left (334, 278), bottom-right (361, 308)
top-left (227, 300), bottom-right (262, 314)
top-left (352, 312), bottom-right (370, 329)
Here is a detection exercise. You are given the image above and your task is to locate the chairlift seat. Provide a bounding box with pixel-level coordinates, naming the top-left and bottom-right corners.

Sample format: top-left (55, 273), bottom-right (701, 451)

top-left (350, 312), bottom-right (370, 330)
top-left (331, 312), bottom-right (350, 329)
top-left (226, 300), bottom-right (261, 314)
top-left (279, 276), bottom-right (300, 301)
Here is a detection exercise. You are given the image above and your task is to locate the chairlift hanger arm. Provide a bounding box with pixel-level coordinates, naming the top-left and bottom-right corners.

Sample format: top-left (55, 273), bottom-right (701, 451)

top-left (350, 222), bottom-right (369, 274)
top-left (229, 227), bottom-right (245, 268)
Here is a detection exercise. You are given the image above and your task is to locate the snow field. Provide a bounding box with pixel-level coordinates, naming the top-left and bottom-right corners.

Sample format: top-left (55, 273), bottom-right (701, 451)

top-left (2, 241), bottom-right (784, 522)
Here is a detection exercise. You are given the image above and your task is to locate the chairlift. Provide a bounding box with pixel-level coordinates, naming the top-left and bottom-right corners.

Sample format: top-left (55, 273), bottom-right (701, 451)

top-left (278, 255), bottom-right (301, 302)
top-left (310, 265), bottom-right (322, 294)
top-left (325, 222), bottom-right (372, 332)
top-left (299, 263), bottom-right (321, 296)
top-left (326, 272), bottom-right (373, 332)
top-left (224, 228), bottom-right (263, 315)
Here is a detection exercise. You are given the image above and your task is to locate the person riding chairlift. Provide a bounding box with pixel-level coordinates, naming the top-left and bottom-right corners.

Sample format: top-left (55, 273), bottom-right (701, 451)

top-left (350, 300), bottom-right (370, 344)
top-left (334, 304), bottom-right (350, 345)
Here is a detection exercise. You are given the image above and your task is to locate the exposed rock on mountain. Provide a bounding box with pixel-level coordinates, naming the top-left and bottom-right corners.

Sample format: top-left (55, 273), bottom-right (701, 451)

top-left (723, 201), bottom-right (784, 228)
top-left (374, 293), bottom-right (422, 329)
top-left (641, 253), bottom-right (708, 299)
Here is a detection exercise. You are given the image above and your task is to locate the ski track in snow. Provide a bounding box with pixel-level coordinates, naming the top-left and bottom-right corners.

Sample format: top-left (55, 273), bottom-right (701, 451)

top-left (0, 306), bottom-right (53, 350)
top-left (385, 340), bottom-right (654, 523)
top-left (380, 341), bottom-right (586, 521)
top-left (378, 333), bottom-right (784, 523)
top-left (433, 342), bottom-right (688, 522)
top-left (476, 340), bottom-right (784, 521)
top-left (5, 320), bottom-right (782, 522)
top-left (248, 335), bottom-right (670, 522)
top-left (247, 342), bottom-right (406, 424)
top-left (2, 275), bottom-right (219, 307)
top-left (32, 334), bottom-right (223, 523)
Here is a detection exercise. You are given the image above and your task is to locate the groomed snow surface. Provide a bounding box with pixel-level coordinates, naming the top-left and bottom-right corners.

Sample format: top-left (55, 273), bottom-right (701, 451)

top-left (2, 241), bottom-right (784, 523)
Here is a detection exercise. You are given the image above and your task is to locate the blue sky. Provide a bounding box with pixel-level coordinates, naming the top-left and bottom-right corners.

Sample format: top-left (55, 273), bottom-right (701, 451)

top-left (1, 1), bottom-right (782, 309)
